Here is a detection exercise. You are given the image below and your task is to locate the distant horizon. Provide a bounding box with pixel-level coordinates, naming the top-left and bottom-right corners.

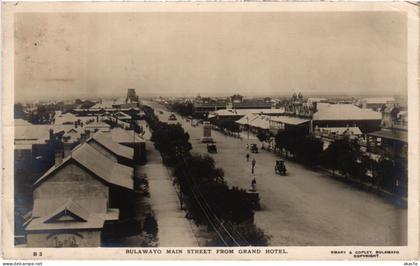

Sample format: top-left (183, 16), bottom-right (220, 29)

top-left (15, 90), bottom-right (407, 104)
top-left (15, 12), bottom-right (407, 102)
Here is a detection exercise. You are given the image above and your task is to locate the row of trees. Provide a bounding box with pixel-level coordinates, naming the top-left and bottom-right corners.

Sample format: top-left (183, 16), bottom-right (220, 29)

top-left (144, 107), bottom-right (270, 246)
top-left (274, 129), bottom-right (407, 197)
top-left (169, 102), bottom-right (195, 117)
top-left (213, 119), bottom-right (241, 136)
top-left (14, 99), bottom-right (96, 124)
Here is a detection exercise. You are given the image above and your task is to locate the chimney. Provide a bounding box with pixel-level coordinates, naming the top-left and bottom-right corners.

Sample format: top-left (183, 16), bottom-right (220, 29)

top-left (63, 143), bottom-right (72, 158)
top-left (54, 150), bottom-right (63, 166)
top-left (80, 133), bottom-right (86, 143)
top-left (49, 129), bottom-right (54, 142)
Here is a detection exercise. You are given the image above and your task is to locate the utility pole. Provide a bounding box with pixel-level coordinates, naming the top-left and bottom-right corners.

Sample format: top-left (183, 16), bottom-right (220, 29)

top-left (247, 116), bottom-right (249, 143)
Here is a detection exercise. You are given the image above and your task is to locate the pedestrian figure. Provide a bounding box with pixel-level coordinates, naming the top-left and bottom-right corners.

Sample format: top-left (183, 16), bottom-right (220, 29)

top-left (251, 158), bottom-right (256, 174)
top-left (246, 144), bottom-right (249, 150)
top-left (246, 153), bottom-right (250, 162)
top-left (251, 178), bottom-right (257, 191)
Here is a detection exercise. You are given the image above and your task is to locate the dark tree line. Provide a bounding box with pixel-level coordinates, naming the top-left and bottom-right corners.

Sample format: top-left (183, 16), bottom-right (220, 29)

top-left (214, 120), bottom-right (241, 135)
top-left (169, 102), bottom-right (195, 117)
top-left (274, 130), bottom-right (407, 198)
top-left (144, 105), bottom-right (270, 246)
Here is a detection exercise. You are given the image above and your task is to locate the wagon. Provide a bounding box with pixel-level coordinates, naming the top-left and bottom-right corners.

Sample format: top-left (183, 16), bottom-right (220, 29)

top-left (250, 143), bottom-right (259, 153)
top-left (207, 143), bottom-right (217, 153)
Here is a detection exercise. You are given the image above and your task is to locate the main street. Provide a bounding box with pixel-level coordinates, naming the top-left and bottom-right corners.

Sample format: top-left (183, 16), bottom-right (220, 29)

top-left (144, 101), bottom-right (407, 246)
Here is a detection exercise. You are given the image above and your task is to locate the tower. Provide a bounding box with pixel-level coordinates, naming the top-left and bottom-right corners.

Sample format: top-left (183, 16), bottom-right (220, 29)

top-left (126, 88), bottom-right (137, 104)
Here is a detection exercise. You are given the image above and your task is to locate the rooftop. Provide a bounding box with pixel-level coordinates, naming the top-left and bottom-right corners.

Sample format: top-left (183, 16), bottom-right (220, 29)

top-left (269, 116), bottom-right (310, 125)
top-left (108, 128), bottom-right (145, 144)
top-left (89, 132), bottom-right (134, 159)
top-left (368, 129), bottom-right (408, 143)
top-left (313, 103), bottom-right (382, 121)
top-left (361, 97), bottom-right (395, 104)
top-left (34, 143), bottom-right (134, 190)
top-left (15, 125), bottom-right (74, 142)
top-left (211, 108), bottom-right (284, 118)
top-left (316, 127), bottom-right (363, 135)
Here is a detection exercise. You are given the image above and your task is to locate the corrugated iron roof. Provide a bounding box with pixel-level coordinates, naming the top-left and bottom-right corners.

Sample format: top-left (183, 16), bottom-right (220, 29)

top-left (248, 116), bottom-right (270, 130)
top-left (32, 198), bottom-right (108, 218)
top-left (26, 214), bottom-right (105, 231)
top-left (43, 199), bottom-right (89, 223)
top-left (72, 143), bottom-right (133, 189)
top-left (14, 125), bottom-right (74, 141)
top-left (89, 132), bottom-right (134, 159)
top-left (235, 114), bottom-right (259, 125)
top-left (33, 143), bottom-right (133, 190)
top-left (108, 128), bottom-right (145, 143)
top-left (314, 103), bottom-right (381, 121)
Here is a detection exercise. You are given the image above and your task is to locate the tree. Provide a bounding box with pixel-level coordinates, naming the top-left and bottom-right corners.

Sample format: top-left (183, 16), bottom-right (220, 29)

top-left (322, 138), bottom-right (361, 178)
top-left (257, 130), bottom-right (270, 143)
top-left (151, 122), bottom-right (192, 164)
top-left (170, 102), bottom-right (195, 117)
top-left (172, 155), bottom-right (255, 227)
top-left (80, 100), bottom-right (95, 109)
top-left (376, 158), bottom-right (394, 192)
top-left (295, 136), bottom-right (323, 165)
top-left (321, 140), bottom-right (342, 177)
top-left (274, 127), bottom-right (307, 158)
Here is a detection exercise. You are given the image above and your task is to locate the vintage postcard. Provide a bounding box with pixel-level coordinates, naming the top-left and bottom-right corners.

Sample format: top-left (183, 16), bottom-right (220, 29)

top-left (1, 1), bottom-right (419, 260)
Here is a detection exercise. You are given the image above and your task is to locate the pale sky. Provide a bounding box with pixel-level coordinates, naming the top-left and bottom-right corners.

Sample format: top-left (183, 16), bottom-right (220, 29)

top-left (15, 12), bottom-right (407, 101)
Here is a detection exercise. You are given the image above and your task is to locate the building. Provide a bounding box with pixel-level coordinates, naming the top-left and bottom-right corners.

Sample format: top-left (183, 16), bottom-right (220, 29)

top-left (125, 88), bottom-right (139, 105)
top-left (193, 94), bottom-right (273, 115)
top-left (193, 97), bottom-right (227, 114)
top-left (268, 116), bottom-right (311, 135)
top-left (108, 128), bottom-right (146, 163)
top-left (313, 126), bottom-right (363, 150)
top-left (312, 103), bottom-right (382, 133)
top-left (227, 95), bottom-right (272, 110)
top-left (358, 97), bottom-right (395, 111)
top-left (209, 108), bottom-right (284, 127)
top-left (84, 121), bottom-right (111, 133)
top-left (366, 129), bottom-right (408, 160)
top-left (25, 143), bottom-right (134, 247)
top-left (53, 111), bottom-right (93, 126)
top-left (87, 132), bottom-right (135, 167)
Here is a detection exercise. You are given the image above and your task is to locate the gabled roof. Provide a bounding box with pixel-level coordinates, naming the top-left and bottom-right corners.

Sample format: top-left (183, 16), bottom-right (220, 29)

top-left (88, 132), bottom-right (134, 160)
top-left (248, 115), bottom-right (270, 129)
top-left (25, 199), bottom-right (108, 231)
top-left (33, 143), bottom-right (133, 190)
top-left (114, 111), bottom-right (132, 119)
top-left (44, 199), bottom-right (89, 223)
top-left (235, 114), bottom-right (259, 125)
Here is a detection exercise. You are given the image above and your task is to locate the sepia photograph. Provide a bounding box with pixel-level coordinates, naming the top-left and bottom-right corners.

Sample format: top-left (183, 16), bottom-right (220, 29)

top-left (1, 2), bottom-right (419, 260)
